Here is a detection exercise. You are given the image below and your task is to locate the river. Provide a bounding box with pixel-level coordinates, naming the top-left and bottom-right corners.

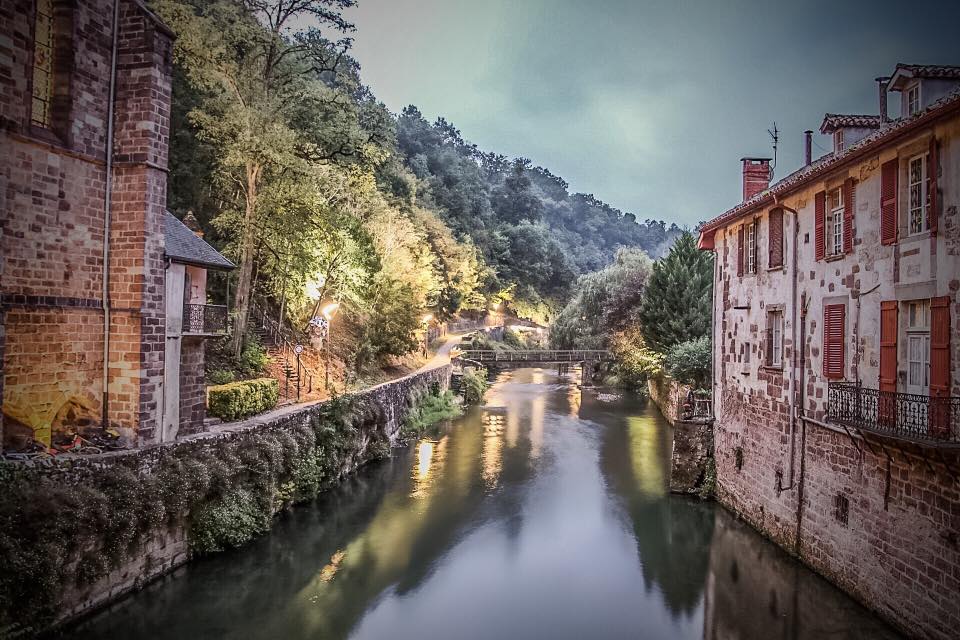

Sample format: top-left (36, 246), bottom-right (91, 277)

top-left (71, 368), bottom-right (901, 639)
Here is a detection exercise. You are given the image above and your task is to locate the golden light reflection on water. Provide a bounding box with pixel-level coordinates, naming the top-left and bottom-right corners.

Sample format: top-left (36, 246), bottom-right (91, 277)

top-left (410, 436), bottom-right (448, 499)
top-left (318, 550), bottom-right (346, 583)
top-left (529, 393), bottom-right (545, 460)
top-left (481, 410), bottom-right (505, 490)
top-left (626, 415), bottom-right (668, 498)
top-left (566, 375), bottom-right (581, 417)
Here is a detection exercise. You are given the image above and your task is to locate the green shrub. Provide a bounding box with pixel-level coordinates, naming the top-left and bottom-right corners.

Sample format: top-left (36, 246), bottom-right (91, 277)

top-left (190, 488), bottom-right (271, 554)
top-left (404, 390), bottom-right (462, 438)
top-left (208, 369), bottom-right (235, 385)
top-left (664, 336), bottom-right (712, 389)
top-left (239, 335), bottom-right (269, 377)
top-left (207, 378), bottom-right (280, 422)
top-left (502, 328), bottom-right (523, 349)
top-left (461, 367), bottom-right (490, 405)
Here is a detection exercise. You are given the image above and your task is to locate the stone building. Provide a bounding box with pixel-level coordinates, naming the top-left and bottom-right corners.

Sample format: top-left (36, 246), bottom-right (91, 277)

top-left (698, 63), bottom-right (960, 639)
top-left (0, 0), bottom-right (231, 450)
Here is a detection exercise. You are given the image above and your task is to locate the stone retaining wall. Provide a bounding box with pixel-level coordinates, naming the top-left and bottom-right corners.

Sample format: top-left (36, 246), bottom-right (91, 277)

top-left (1, 365), bottom-right (451, 633)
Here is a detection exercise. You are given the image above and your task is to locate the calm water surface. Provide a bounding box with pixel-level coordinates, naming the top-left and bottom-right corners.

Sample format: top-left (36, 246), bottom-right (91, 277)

top-left (72, 369), bottom-right (901, 640)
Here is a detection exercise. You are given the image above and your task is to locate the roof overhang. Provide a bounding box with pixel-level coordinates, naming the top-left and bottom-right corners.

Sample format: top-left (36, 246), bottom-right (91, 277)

top-left (697, 91), bottom-right (960, 251)
top-left (888, 67), bottom-right (917, 92)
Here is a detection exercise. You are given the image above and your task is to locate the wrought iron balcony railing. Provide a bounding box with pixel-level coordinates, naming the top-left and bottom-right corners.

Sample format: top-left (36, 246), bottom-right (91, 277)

top-left (182, 303), bottom-right (228, 336)
top-left (827, 382), bottom-right (959, 446)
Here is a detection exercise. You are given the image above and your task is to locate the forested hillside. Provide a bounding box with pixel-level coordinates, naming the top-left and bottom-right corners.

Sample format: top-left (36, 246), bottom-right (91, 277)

top-left (155, 0), bottom-right (681, 374)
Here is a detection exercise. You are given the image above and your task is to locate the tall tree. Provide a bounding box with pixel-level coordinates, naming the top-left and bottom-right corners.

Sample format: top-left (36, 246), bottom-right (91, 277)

top-left (636, 231), bottom-right (713, 353)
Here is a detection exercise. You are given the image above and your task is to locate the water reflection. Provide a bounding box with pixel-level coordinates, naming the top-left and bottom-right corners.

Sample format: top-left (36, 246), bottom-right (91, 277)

top-left (69, 369), bottom-right (899, 640)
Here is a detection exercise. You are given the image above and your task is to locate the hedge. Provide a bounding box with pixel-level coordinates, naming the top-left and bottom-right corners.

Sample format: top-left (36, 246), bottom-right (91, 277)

top-left (207, 378), bottom-right (280, 422)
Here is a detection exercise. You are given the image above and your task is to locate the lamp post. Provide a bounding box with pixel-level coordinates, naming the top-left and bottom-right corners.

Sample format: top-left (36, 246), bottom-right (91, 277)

top-left (322, 302), bottom-right (340, 391)
top-left (421, 313), bottom-right (433, 357)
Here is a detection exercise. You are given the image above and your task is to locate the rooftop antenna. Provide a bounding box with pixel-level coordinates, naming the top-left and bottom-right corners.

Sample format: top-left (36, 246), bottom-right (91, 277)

top-left (767, 122), bottom-right (779, 177)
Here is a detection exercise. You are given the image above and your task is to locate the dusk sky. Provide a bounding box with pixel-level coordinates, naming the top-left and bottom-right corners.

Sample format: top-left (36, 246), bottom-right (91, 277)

top-left (347, 0), bottom-right (960, 227)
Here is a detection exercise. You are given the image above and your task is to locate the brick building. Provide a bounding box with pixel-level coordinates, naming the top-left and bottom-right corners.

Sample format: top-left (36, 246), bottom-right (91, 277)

top-left (698, 64), bottom-right (960, 639)
top-left (0, 0), bottom-right (230, 450)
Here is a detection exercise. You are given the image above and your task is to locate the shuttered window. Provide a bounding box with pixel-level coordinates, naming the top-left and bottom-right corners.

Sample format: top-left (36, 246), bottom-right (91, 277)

top-left (823, 304), bottom-right (846, 379)
top-left (880, 159), bottom-right (898, 245)
top-left (929, 138), bottom-right (939, 235)
top-left (737, 225), bottom-right (744, 277)
top-left (878, 301), bottom-right (898, 427)
top-left (930, 296), bottom-right (951, 437)
top-left (815, 191), bottom-right (826, 260)
top-left (843, 178), bottom-right (854, 254)
top-left (768, 208), bottom-right (783, 268)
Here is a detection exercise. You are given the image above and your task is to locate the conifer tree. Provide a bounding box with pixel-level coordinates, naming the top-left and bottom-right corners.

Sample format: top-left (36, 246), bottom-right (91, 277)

top-left (637, 231), bottom-right (713, 353)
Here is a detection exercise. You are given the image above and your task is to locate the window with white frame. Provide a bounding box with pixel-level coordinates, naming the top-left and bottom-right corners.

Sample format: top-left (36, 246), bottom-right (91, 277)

top-left (834, 130), bottom-right (844, 153)
top-left (825, 186), bottom-right (844, 256)
top-left (746, 221), bottom-right (757, 274)
top-left (766, 310), bottom-right (783, 367)
top-left (906, 84), bottom-right (920, 117)
top-left (908, 153), bottom-right (930, 235)
top-left (905, 299), bottom-right (930, 395)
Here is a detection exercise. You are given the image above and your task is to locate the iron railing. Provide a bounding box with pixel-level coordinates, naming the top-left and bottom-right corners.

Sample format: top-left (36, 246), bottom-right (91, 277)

top-left (182, 304), bottom-right (228, 335)
top-left (827, 382), bottom-right (960, 445)
top-left (457, 349), bottom-right (611, 364)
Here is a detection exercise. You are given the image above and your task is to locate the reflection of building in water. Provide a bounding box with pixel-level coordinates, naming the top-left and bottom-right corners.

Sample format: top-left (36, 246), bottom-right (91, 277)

top-left (703, 508), bottom-right (902, 640)
top-left (481, 410), bottom-right (505, 489)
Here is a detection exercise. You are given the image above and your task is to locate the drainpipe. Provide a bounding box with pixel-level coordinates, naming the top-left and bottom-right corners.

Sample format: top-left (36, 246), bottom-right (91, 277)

top-left (774, 195), bottom-right (800, 491)
top-left (101, 0), bottom-right (120, 430)
top-left (852, 283), bottom-right (881, 383)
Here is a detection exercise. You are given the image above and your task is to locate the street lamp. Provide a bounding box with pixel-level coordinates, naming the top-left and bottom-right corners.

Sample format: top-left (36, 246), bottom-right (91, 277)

top-left (322, 302), bottom-right (340, 391)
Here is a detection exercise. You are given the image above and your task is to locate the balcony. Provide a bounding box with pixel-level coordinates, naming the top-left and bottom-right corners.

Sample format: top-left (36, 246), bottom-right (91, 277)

top-left (182, 303), bottom-right (229, 336)
top-left (827, 382), bottom-right (959, 446)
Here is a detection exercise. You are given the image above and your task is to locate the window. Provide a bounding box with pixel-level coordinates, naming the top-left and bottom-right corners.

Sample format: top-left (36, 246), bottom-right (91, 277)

top-left (908, 153), bottom-right (930, 235)
top-left (834, 494), bottom-right (849, 526)
top-left (823, 303), bottom-right (846, 379)
top-left (834, 130), bottom-right (844, 153)
top-left (31, 0), bottom-right (55, 128)
top-left (768, 208), bottom-right (784, 268)
top-left (906, 84), bottom-right (920, 117)
top-left (825, 187), bottom-right (844, 256)
top-left (905, 300), bottom-right (930, 395)
top-left (746, 221), bottom-right (757, 274)
top-left (766, 310), bottom-right (783, 367)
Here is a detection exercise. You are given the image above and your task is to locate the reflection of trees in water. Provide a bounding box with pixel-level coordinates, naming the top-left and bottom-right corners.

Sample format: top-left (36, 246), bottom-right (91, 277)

top-left (590, 393), bottom-right (714, 620)
top-left (703, 508), bottom-right (902, 640)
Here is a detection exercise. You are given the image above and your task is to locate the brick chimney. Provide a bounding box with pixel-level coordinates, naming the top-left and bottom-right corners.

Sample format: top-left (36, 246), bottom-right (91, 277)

top-left (182, 211), bottom-right (203, 238)
top-left (741, 157), bottom-right (771, 201)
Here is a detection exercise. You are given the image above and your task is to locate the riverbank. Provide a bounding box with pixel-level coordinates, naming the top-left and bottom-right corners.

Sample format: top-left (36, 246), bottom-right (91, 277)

top-left (0, 366), bottom-right (451, 636)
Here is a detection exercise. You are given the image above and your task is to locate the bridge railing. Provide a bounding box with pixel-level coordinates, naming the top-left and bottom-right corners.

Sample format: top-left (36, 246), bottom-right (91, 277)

top-left (456, 349), bottom-right (610, 363)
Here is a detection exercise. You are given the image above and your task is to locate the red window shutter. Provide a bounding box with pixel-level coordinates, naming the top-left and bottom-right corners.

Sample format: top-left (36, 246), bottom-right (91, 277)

top-left (737, 225), bottom-right (744, 277)
top-left (879, 301), bottom-right (898, 427)
top-left (769, 208), bottom-right (783, 268)
top-left (843, 178), bottom-right (854, 254)
top-left (929, 296), bottom-right (951, 437)
top-left (752, 221), bottom-right (759, 272)
top-left (929, 138), bottom-right (939, 235)
top-left (815, 191), bottom-right (826, 261)
top-left (823, 304), bottom-right (846, 379)
top-left (880, 159), bottom-right (898, 245)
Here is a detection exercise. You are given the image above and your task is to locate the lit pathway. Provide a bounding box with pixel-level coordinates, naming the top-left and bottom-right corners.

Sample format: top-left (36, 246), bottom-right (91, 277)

top-left (417, 333), bottom-right (466, 373)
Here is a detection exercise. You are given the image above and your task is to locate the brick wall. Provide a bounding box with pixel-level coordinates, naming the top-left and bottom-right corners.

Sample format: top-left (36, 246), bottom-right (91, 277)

top-left (178, 338), bottom-right (205, 436)
top-left (0, 0), bottom-right (173, 448)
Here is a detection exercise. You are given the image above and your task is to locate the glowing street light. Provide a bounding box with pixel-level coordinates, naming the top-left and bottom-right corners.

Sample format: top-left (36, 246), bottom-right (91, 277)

top-left (322, 302), bottom-right (340, 320)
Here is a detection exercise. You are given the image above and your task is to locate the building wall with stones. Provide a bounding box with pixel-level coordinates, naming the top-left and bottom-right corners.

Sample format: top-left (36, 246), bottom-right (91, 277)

top-left (0, 0), bottom-right (173, 448)
top-left (705, 101), bottom-right (960, 639)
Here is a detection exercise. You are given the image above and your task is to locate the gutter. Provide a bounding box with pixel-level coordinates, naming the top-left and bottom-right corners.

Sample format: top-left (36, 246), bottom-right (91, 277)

top-left (773, 196), bottom-right (801, 492)
top-left (101, 0), bottom-right (120, 430)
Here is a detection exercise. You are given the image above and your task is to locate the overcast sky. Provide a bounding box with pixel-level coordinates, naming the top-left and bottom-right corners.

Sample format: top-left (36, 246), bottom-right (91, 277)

top-left (346, 0), bottom-right (960, 227)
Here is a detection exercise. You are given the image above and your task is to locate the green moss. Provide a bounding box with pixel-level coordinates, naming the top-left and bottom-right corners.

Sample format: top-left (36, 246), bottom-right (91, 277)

top-left (403, 389), bottom-right (462, 439)
top-left (697, 457), bottom-right (716, 501)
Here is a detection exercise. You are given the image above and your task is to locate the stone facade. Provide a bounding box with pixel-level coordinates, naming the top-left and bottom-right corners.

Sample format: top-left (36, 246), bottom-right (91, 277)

top-left (699, 69), bottom-right (960, 639)
top-left (0, 0), bottom-right (174, 448)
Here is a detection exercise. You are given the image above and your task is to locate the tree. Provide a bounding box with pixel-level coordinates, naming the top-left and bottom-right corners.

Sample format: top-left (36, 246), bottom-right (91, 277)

top-left (491, 158), bottom-right (543, 224)
top-left (637, 231), bottom-right (713, 354)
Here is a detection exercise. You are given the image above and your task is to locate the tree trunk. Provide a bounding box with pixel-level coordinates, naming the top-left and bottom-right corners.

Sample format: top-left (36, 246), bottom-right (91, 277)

top-left (232, 162), bottom-right (261, 358)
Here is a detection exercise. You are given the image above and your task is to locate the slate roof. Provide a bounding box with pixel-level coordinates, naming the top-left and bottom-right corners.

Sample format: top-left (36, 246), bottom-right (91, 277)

top-left (699, 87), bottom-right (960, 240)
top-left (164, 211), bottom-right (235, 270)
top-left (819, 113), bottom-right (881, 134)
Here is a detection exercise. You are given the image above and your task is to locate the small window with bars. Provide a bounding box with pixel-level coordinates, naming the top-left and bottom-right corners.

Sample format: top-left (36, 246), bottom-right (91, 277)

top-left (31, 0), bottom-right (55, 128)
top-left (834, 493), bottom-right (849, 526)
top-left (908, 153), bottom-right (930, 235)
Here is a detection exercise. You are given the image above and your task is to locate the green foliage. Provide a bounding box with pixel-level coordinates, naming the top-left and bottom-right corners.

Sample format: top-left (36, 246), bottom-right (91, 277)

top-left (501, 328), bottom-right (523, 349)
top-left (609, 327), bottom-right (665, 391)
top-left (207, 378), bottom-right (280, 422)
top-left (697, 457), bottom-right (716, 500)
top-left (190, 489), bottom-right (271, 554)
top-left (638, 231), bottom-right (713, 353)
top-left (208, 369), bottom-right (236, 385)
top-left (239, 335), bottom-right (269, 377)
top-left (663, 336), bottom-right (712, 389)
top-left (461, 368), bottom-right (490, 405)
top-left (403, 390), bottom-right (462, 437)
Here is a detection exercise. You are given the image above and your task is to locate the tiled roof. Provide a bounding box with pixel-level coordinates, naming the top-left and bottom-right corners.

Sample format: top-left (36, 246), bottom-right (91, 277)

top-left (819, 113), bottom-right (881, 134)
top-left (699, 88), bottom-right (960, 237)
top-left (894, 64), bottom-right (960, 80)
top-left (164, 211), bottom-right (235, 270)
